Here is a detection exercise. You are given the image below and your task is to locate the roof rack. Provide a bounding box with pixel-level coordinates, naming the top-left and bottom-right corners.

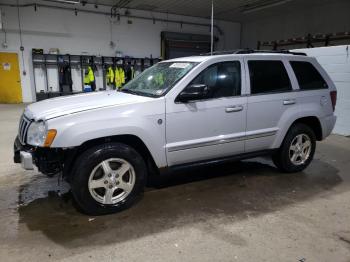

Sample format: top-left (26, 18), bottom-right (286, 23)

top-left (200, 49), bottom-right (307, 56)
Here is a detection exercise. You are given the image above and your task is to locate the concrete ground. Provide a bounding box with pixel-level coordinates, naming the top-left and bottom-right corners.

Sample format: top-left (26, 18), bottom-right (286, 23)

top-left (0, 104), bottom-right (350, 262)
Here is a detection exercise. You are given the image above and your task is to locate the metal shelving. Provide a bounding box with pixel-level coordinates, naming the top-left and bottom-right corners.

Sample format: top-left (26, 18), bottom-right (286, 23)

top-left (32, 52), bottom-right (161, 101)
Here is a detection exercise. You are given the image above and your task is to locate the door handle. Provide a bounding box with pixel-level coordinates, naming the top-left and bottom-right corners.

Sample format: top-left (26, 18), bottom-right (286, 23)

top-left (225, 105), bottom-right (243, 113)
top-left (283, 99), bottom-right (296, 105)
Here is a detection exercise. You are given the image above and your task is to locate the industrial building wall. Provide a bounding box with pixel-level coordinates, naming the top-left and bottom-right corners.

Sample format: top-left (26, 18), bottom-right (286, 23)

top-left (0, 5), bottom-right (241, 103)
top-left (293, 45), bottom-right (350, 136)
top-left (241, 1), bottom-right (350, 49)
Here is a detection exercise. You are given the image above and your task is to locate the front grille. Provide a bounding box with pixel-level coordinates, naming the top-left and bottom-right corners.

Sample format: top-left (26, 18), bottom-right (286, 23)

top-left (18, 114), bottom-right (31, 144)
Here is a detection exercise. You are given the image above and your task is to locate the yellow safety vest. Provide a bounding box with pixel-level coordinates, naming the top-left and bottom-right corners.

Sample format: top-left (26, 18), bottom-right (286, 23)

top-left (115, 67), bottom-right (125, 89)
top-left (154, 73), bottom-right (164, 86)
top-left (106, 66), bottom-right (114, 85)
top-left (84, 66), bottom-right (95, 84)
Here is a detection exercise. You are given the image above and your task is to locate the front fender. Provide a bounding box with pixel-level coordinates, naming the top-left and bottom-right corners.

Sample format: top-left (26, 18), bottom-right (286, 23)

top-left (47, 104), bottom-right (167, 168)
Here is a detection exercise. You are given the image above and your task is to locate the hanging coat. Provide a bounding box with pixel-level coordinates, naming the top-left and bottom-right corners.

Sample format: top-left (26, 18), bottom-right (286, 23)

top-left (59, 63), bottom-right (73, 92)
top-left (115, 67), bottom-right (125, 89)
top-left (84, 66), bottom-right (95, 84)
top-left (106, 66), bottom-right (115, 85)
top-left (84, 66), bottom-right (96, 91)
top-left (125, 65), bottom-right (135, 82)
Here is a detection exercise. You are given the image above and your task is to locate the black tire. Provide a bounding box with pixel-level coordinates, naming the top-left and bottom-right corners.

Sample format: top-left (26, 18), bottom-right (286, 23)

top-left (70, 142), bottom-right (147, 215)
top-left (272, 123), bottom-right (316, 173)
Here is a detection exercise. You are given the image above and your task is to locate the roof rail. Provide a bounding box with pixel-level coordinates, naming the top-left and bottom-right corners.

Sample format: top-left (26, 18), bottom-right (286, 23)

top-left (200, 49), bottom-right (307, 56)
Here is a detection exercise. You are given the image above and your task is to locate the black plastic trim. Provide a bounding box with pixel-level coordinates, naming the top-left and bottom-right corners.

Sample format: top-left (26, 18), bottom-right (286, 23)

top-left (160, 149), bottom-right (276, 175)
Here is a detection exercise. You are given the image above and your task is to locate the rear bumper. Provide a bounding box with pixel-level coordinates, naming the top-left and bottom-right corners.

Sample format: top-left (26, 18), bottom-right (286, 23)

top-left (321, 115), bottom-right (337, 139)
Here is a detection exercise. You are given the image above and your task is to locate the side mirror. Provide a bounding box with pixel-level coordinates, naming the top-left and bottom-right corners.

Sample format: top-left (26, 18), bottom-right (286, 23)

top-left (176, 84), bottom-right (209, 103)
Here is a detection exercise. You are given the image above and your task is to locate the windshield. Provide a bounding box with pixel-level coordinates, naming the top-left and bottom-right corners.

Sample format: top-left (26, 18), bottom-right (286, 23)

top-left (120, 62), bottom-right (198, 97)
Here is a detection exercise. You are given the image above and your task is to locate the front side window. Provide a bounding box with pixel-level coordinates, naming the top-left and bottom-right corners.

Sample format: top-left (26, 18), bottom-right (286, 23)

top-left (189, 61), bottom-right (241, 99)
top-left (121, 62), bottom-right (198, 97)
top-left (290, 61), bottom-right (328, 90)
top-left (248, 60), bottom-right (292, 95)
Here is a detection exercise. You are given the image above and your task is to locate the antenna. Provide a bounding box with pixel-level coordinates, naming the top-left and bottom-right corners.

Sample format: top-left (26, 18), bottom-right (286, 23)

top-left (210, 0), bottom-right (214, 55)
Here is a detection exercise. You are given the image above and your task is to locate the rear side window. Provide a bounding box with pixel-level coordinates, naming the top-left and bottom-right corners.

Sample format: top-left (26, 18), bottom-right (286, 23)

top-left (248, 60), bottom-right (292, 95)
top-left (290, 61), bottom-right (328, 90)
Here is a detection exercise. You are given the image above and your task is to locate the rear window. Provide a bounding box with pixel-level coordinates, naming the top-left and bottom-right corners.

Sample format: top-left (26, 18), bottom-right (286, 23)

top-left (248, 60), bottom-right (292, 95)
top-left (290, 61), bottom-right (328, 90)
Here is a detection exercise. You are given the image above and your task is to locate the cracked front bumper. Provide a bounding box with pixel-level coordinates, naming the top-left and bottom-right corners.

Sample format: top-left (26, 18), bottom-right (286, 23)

top-left (14, 136), bottom-right (34, 170)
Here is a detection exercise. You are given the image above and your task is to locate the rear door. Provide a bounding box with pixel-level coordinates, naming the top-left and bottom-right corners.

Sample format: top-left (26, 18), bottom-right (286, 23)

top-left (244, 56), bottom-right (298, 152)
top-left (288, 58), bottom-right (334, 119)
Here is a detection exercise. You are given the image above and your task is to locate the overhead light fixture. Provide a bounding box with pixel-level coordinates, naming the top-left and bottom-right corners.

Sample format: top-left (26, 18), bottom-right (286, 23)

top-left (242, 0), bottom-right (293, 14)
top-left (44, 0), bottom-right (80, 4)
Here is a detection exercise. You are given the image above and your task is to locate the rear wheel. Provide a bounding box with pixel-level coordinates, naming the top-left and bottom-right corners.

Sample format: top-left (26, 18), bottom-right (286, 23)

top-left (273, 123), bottom-right (316, 173)
top-left (70, 143), bottom-right (146, 215)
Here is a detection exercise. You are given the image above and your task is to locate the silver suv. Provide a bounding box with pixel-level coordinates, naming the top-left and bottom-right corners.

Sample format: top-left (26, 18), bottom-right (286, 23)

top-left (14, 50), bottom-right (337, 215)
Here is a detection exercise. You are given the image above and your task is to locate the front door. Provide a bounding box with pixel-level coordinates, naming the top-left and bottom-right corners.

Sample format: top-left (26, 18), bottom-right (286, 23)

top-left (165, 60), bottom-right (247, 166)
top-left (0, 52), bottom-right (22, 103)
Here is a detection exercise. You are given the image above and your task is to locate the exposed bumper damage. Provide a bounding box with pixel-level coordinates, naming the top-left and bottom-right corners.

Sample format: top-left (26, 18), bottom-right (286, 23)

top-left (14, 136), bottom-right (76, 177)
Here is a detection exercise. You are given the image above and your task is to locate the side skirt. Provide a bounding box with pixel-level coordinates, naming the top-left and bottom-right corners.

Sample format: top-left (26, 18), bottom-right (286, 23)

top-left (159, 149), bottom-right (276, 175)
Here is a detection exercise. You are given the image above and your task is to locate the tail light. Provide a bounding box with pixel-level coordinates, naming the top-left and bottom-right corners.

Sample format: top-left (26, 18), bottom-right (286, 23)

top-left (330, 91), bottom-right (337, 112)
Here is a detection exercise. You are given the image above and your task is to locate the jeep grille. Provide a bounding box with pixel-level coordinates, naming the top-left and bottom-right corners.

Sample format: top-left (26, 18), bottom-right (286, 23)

top-left (18, 114), bottom-right (31, 144)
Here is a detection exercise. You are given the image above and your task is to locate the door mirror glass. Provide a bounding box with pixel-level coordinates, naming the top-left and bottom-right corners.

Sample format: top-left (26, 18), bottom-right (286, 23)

top-left (176, 84), bottom-right (209, 102)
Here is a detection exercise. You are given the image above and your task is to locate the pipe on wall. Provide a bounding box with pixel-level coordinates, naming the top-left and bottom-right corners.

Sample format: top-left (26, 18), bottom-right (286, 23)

top-left (0, 2), bottom-right (224, 35)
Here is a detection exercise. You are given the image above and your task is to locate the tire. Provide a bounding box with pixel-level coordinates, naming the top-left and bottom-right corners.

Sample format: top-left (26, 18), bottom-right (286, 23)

top-left (70, 142), bottom-right (147, 215)
top-left (272, 123), bottom-right (316, 173)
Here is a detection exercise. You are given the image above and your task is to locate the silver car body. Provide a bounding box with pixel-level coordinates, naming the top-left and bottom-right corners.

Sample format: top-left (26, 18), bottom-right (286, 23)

top-left (23, 53), bottom-right (337, 169)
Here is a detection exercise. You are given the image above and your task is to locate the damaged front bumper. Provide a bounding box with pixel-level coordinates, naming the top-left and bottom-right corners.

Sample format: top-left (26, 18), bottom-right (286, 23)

top-left (14, 136), bottom-right (70, 176)
top-left (14, 136), bottom-right (34, 170)
top-left (19, 151), bottom-right (34, 170)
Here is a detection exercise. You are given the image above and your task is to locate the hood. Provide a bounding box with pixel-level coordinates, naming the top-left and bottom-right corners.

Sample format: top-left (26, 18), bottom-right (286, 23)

top-left (25, 91), bottom-right (153, 121)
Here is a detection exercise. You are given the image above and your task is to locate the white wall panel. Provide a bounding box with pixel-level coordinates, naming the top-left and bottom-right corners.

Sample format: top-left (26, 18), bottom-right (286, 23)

top-left (294, 45), bottom-right (350, 136)
top-left (323, 64), bottom-right (350, 74)
top-left (0, 5), bottom-right (241, 102)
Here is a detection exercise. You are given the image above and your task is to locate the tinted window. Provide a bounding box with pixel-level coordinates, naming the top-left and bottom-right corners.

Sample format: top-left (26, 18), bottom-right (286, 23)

top-left (248, 60), bottom-right (292, 94)
top-left (189, 61), bottom-right (241, 98)
top-left (290, 61), bottom-right (328, 90)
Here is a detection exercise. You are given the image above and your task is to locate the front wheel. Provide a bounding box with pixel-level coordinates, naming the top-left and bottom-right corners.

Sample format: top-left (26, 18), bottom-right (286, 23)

top-left (70, 143), bottom-right (147, 215)
top-left (273, 123), bottom-right (316, 173)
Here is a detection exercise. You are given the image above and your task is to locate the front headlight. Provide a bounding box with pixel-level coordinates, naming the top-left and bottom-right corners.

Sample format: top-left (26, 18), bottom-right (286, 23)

top-left (27, 121), bottom-right (47, 146)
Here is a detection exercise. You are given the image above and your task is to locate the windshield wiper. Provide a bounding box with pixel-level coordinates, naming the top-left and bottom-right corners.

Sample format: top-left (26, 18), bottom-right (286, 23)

top-left (120, 88), bottom-right (141, 96)
top-left (120, 88), bottom-right (158, 98)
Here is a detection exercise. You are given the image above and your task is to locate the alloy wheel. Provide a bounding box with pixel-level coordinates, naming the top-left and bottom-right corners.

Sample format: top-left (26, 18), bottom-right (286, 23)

top-left (88, 158), bottom-right (136, 205)
top-left (289, 134), bottom-right (312, 166)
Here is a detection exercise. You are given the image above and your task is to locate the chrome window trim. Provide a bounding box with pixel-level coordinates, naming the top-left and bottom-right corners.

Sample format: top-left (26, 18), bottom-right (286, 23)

top-left (167, 130), bottom-right (277, 152)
